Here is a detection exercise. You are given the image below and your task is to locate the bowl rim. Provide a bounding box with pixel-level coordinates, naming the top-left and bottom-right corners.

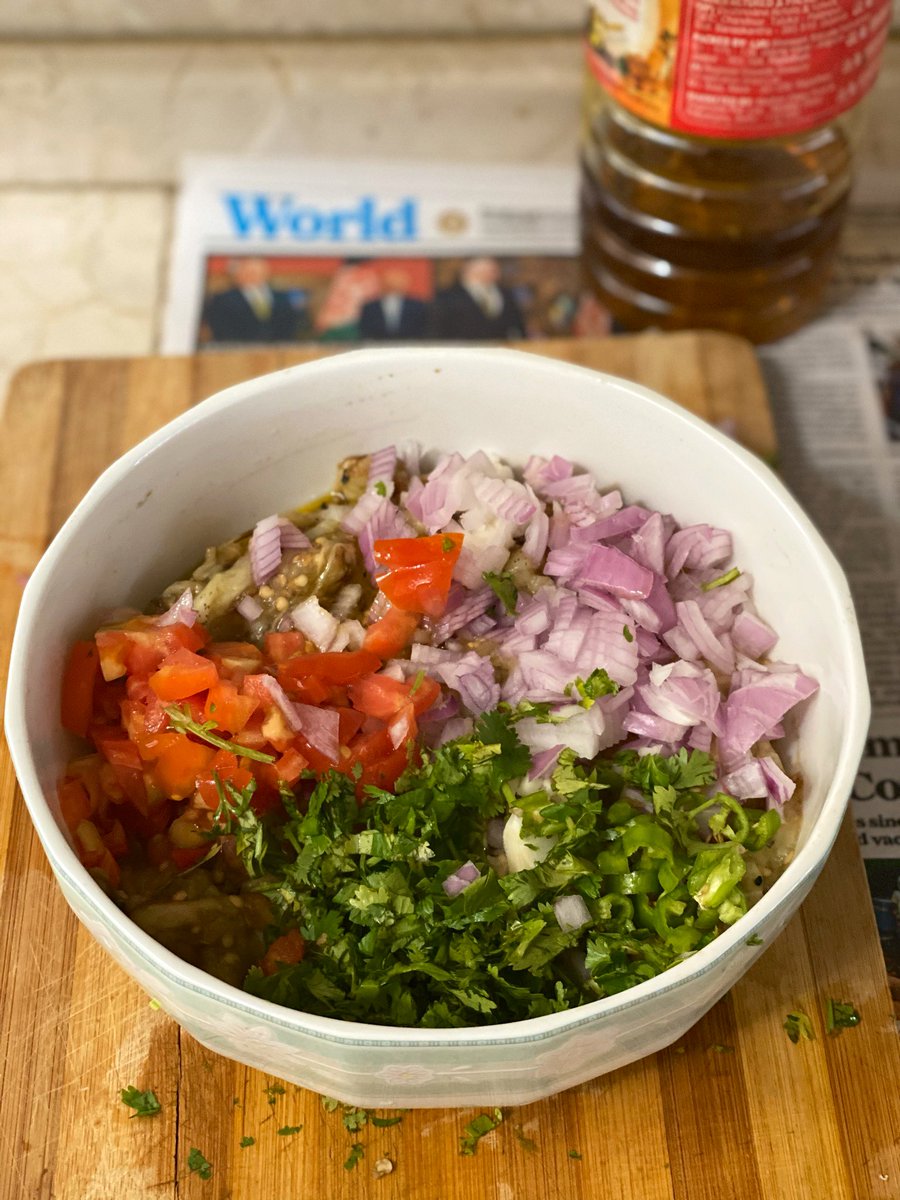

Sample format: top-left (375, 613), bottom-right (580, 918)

top-left (5, 344), bottom-right (871, 1047)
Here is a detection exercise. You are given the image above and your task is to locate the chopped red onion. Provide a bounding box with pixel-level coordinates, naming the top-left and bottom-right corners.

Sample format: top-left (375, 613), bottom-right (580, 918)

top-left (356, 497), bottom-right (414, 577)
top-left (367, 445), bottom-right (397, 496)
top-left (249, 514), bottom-right (283, 587)
top-left (522, 489), bottom-right (549, 566)
top-left (672, 599), bottom-right (735, 675)
top-left (528, 743), bottom-right (564, 779)
top-left (570, 506), bottom-right (650, 544)
top-left (331, 583), bottom-right (363, 620)
top-left (554, 895), bottom-right (591, 932)
top-left (293, 702), bottom-right (341, 762)
top-left (759, 754), bottom-right (796, 809)
top-left (277, 518), bottom-right (311, 551)
top-left (665, 525), bottom-right (732, 577)
top-left (236, 594), bottom-right (263, 622)
top-left (156, 587), bottom-right (198, 628)
top-left (577, 544), bottom-right (654, 600)
top-left (248, 674), bottom-right (303, 731)
top-left (472, 475), bottom-right (537, 526)
top-left (732, 610), bottom-right (778, 659)
top-left (291, 596), bottom-right (340, 651)
top-left (456, 861), bottom-right (480, 883)
top-left (523, 454), bottom-right (573, 490)
top-left (719, 669), bottom-right (818, 764)
top-left (341, 489), bottom-right (385, 536)
top-left (432, 585), bottom-right (496, 644)
top-left (435, 716), bottom-right (474, 746)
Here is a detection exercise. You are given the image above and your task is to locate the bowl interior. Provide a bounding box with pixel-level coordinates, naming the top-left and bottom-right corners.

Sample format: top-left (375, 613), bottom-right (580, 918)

top-left (7, 346), bottom-right (868, 1036)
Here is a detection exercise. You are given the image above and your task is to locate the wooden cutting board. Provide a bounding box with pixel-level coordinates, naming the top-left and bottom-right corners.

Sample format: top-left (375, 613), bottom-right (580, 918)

top-left (1, 334), bottom-right (898, 1200)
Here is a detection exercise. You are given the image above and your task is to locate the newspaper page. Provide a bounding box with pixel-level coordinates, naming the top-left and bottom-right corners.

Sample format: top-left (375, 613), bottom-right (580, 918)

top-left (161, 157), bottom-right (602, 354)
top-left (758, 280), bottom-right (900, 1006)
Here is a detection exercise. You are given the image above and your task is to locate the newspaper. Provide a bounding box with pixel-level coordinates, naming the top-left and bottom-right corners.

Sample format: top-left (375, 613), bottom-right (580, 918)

top-left (161, 157), bottom-right (598, 354)
top-left (758, 280), bottom-right (900, 1003)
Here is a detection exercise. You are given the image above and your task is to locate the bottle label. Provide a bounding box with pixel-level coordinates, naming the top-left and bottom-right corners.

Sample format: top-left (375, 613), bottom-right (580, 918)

top-left (586, 0), bottom-right (891, 138)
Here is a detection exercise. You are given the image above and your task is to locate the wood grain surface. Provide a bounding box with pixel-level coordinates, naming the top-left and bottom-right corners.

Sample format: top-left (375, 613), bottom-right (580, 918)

top-left (1, 334), bottom-right (898, 1200)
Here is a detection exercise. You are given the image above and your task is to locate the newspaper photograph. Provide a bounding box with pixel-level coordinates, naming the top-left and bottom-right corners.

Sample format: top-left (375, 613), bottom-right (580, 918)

top-left (161, 157), bottom-right (606, 353)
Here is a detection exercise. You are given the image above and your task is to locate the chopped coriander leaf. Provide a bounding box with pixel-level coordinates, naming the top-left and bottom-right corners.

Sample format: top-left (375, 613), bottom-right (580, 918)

top-left (277, 1125), bottom-right (303, 1136)
top-left (341, 1107), bottom-right (369, 1133)
top-left (746, 933), bottom-right (764, 946)
top-left (409, 670), bottom-right (425, 697)
top-left (239, 1136), bottom-right (255, 1148)
top-left (622, 625), bottom-right (634, 642)
top-left (165, 704), bottom-right (276, 763)
top-left (825, 999), bottom-right (861, 1034)
top-left (120, 1086), bottom-right (161, 1118)
top-left (442, 535), bottom-right (456, 553)
top-left (344, 1143), bottom-right (365, 1171)
top-left (568, 1149), bottom-right (582, 1160)
top-left (568, 668), bottom-right (618, 708)
top-left (370, 1114), bottom-right (405, 1128)
top-left (374, 481), bottom-right (388, 497)
top-left (264, 1084), bottom-right (286, 1105)
top-left (321, 1096), bottom-right (341, 1113)
top-left (483, 570), bottom-right (518, 615)
top-left (701, 567), bottom-right (741, 591)
top-left (784, 1011), bottom-right (815, 1043)
top-left (459, 1109), bottom-right (503, 1156)
top-left (228, 709), bottom-right (780, 1029)
top-left (187, 1148), bottom-right (213, 1180)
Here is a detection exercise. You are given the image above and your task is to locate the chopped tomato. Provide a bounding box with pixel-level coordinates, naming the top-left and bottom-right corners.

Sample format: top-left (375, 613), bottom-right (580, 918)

top-left (204, 680), bottom-right (257, 734)
top-left (348, 673), bottom-right (411, 719)
top-left (341, 726), bottom-right (413, 795)
top-left (373, 533), bottom-right (463, 617)
top-left (109, 764), bottom-right (149, 810)
top-left (348, 672), bottom-right (440, 721)
top-left (120, 699), bottom-right (180, 760)
top-left (170, 846), bottom-right (207, 871)
top-left (260, 928), bottom-right (305, 976)
top-left (96, 620), bottom-right (206, 683)
top-left (362, 604), bottom-right (420, 658)
top-left (58, 777), bottom-right (93, 831)
top-left (275, 670), bottom-right (332, 707)
top-left (206, 640), bottom-right (264, 682)
top-left (361, 742), bottom-right (413, 793)
top-left (61, 640), bottom-right (100, 738)
top-left (273, 746), bottom-right (308, 785)
top-left (264, 631), bottom-right (309, 664)
top-left (196, 749), bottom-right (254, 809)
top-left (92, 727), bottom-right (143, 771)
top-left (149, 647), bottom-right (218, 702)
top-left (152, 737), bottom-right (215, 800)
top-left (279, 649), bottom-right (382, 686)
top-left (103, 818), bottom-right (128, 858)
top-left (75, 818), bottom-right (121, 886)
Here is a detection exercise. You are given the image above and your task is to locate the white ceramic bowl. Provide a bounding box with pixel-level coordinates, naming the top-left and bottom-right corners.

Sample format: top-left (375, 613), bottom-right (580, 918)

top-left (6, 347), bottom-right (869, 1108)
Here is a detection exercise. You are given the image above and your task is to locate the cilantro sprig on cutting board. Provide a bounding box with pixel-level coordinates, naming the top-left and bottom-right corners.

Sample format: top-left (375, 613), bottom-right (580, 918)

top-left (213, 707), bottom-right (778, 1027)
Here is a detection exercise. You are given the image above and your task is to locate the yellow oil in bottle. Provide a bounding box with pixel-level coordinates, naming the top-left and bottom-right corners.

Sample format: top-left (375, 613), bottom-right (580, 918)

top-left (581, 74), bottom-right (857, 343)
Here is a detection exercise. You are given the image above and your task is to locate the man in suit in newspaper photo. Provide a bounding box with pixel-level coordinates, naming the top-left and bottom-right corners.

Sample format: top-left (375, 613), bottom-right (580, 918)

top-left (358, 264), bottom-right (428, 341)
top-left (203, 256), bottom-right (305, 344)
top-left (431, 256), bottom-right (527, 340)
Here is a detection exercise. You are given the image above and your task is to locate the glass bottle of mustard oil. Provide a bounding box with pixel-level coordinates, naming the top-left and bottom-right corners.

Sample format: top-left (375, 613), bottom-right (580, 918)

top-left (580, 0), bottom-right (892, 343)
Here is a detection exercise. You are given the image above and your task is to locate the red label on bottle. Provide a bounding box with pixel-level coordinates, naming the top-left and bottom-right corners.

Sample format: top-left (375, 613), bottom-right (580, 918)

top-left (586, 0), bottom-right (892, 138)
